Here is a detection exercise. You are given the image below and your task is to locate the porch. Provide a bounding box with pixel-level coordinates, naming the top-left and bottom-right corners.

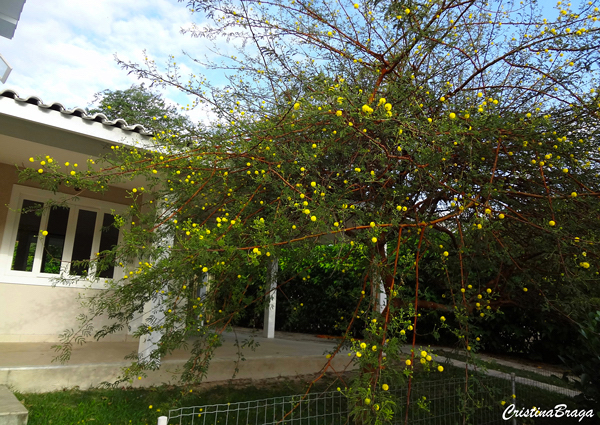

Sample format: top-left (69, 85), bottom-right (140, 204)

top-left (0, 328), bottom-right (352, 393)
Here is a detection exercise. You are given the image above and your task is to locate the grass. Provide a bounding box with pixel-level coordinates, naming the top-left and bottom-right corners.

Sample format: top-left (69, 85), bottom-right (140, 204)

top-left (14, 366), bottom-right (593, 425)
top-left (15, 374), bottom-right (343, 425)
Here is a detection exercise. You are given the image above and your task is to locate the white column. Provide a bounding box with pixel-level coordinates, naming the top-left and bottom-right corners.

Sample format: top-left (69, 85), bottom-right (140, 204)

top-left (378, 243), bottom-right (388, 313)
top-left (263, 259), bottom-right (278, 338)
top-left (198, 273), bottom-right (208, 326)
top-left (138, 291), bottom-right (165, 367)
top-left (138, 203), bottom-right (171, 365)
top-left (378, 281), bottom-right (387, 313)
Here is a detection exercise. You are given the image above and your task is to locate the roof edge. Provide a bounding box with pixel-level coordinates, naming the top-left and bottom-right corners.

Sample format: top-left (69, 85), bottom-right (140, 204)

top-left (0, 89), bottom-right (153, 136)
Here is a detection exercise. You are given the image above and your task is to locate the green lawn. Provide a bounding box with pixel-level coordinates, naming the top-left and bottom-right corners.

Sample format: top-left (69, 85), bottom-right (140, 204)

top-left (14, 366), bottom-right (593, 425)
top-left (16, 375), bottom-right (341, 425)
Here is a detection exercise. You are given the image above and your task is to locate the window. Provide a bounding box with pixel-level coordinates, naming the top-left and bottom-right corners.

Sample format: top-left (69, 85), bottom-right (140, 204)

top-left (0, 185), bottom-right (126, 287)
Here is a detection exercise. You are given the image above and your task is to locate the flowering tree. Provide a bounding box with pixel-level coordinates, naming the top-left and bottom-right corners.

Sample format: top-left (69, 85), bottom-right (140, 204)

top-left (23, 0), bottom-right (600, 421)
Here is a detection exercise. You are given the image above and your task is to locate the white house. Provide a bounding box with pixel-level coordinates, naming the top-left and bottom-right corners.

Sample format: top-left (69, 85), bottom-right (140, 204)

top-left (0, 89), bottom-right (152, 343)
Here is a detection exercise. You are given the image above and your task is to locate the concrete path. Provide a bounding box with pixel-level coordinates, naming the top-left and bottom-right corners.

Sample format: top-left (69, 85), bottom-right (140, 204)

top-left (399, 345), bottom-right (580, 398)
top-left (0, 329), bottom-right (578, 397)
top-left (0, 329), bottom-right (353, 393)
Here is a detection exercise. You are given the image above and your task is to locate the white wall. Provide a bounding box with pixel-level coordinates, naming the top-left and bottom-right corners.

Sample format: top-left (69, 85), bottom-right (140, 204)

top-left (0, 283), bottom-right (135, 342)
top-left (0, 161), bottom-right (139, 342)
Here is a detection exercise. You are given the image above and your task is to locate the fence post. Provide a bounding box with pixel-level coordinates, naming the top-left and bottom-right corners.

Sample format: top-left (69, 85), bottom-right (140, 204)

top-left (511, 373), bottom-right (517, 425)
top-left (157, 416), bottom-right (168, 425)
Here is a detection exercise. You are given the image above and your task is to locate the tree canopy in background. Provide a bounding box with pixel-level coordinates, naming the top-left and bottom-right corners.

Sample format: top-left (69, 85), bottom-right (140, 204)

top-left (23, 0), bottom-right (600, 419)
top-left (87, 84), bottom-right (195, 138)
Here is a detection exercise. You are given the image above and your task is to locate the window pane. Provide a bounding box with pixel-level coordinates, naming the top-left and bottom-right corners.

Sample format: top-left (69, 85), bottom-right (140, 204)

top-left (40, 206), bottom-right (70, 274)
top-left (70, 209), bottom-right (97, 276)
top-left (11, 200), bottom-right (44, 272)
top-left (97, 213), bottom-right (119, 279)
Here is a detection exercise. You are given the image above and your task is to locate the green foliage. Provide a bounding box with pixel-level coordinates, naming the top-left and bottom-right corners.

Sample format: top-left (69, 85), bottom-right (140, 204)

top-left (277, 244), bottom-right (369, 335)
top-left (19, 0), bottom-right (600, 422)
top-left (87, 83), bottom-right (195, 140)
top-left (560, 310), bottom-right (600, 411)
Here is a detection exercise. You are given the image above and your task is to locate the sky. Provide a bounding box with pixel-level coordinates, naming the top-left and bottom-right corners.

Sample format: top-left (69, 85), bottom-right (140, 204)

top-left (0, 0), bottom-right (575, 128)
top-left (0, 0), bottom-right (223, 125)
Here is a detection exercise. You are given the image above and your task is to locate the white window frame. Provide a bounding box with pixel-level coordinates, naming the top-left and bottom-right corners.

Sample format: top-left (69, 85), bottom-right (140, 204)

top-left (0, 185), bottom-right (127, 288)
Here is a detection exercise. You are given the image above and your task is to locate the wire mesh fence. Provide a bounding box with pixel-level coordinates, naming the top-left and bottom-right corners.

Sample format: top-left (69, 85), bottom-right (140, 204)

top-left (163, 390), bottom-right (348, 425)
top-left (392, 376), bottom-right (512, 425)
top-left (161, 373), bottom-right (522, 425)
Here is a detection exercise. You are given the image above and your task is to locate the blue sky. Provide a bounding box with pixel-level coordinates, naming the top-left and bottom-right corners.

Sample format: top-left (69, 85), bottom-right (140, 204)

top-left (0, 0), bottom-right (584, 127)
top-left (0, 0), bottom-right (226, 124)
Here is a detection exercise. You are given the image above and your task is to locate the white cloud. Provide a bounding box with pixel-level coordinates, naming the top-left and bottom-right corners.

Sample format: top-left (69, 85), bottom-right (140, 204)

top-left (0, 0), bottom-right (228, 125)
